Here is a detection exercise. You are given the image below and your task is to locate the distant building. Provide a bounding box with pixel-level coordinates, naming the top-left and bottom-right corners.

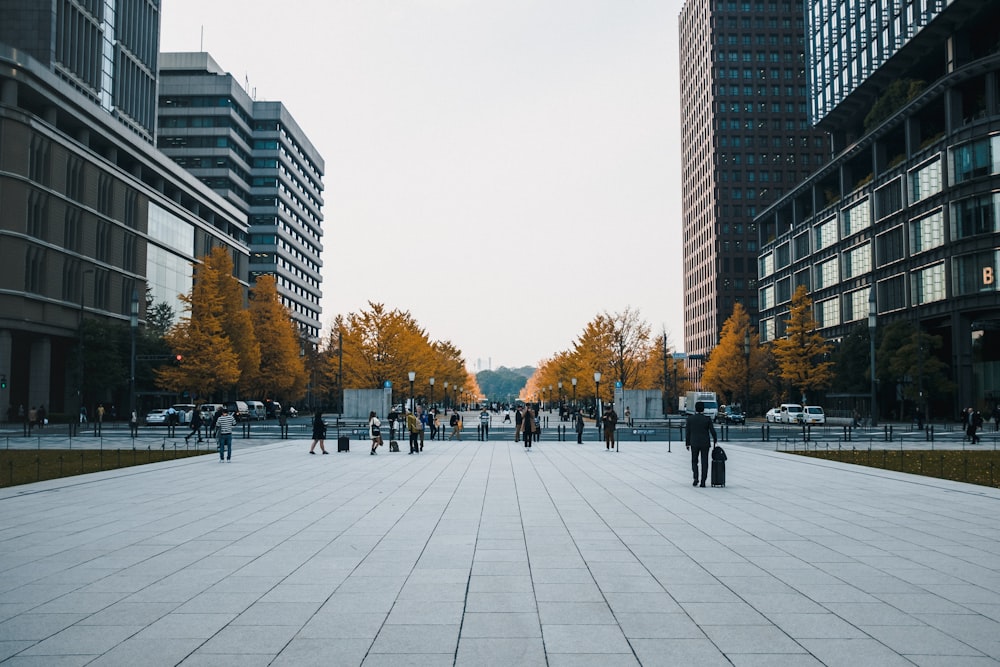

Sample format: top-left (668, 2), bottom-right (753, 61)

top-left (678, 0), bottom-right (827, 362)
top-left (755, 0), bottom-right (1000, 418)
top-left (157, 53), bottom-right (325, 342)
top-left (0, 3), bottom-right (248, 416)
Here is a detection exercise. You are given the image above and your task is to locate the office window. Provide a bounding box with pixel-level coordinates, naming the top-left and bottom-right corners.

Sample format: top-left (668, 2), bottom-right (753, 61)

top-left (912, 262), bottom-right (946, 305)
top-left (776, 242), bottom-right (790, 268)
top-left (816, 216), bottom-right (837, 250)
top-left (777, 277), bottom-right (791, 303)
top-left (876, 226), bottom-right (904, 265)
top-left (909, 210), bottom-right (945, 253)
top-left (816, 256), bottom-right (840, 288)
top-left (760, 284), bottom-right (774, 309)
top-left (909, 158), bottom-right (941, 202)
top-left (953, 135), bottom-right (1000, 183)
top-left (951, 193), bottom-right (999, 239)
top-left (953, 250), bottom-right (999, 296)
top-left (845, 288), bottom-right (869, 322)
top-left (843, 198), bottom-right (871, 236)
top-left (817, 297), bottom-right (840, 328)
top-left (760, 252), bottom-right (774, 277)
top-left (844, 242), bottom-right (872, 279)
top-left (793, 231), bottom-right (809, 260)
top-left (875, 178), bottom-right (903, 219)
top-left (25, 246), bottom-right (45, 294)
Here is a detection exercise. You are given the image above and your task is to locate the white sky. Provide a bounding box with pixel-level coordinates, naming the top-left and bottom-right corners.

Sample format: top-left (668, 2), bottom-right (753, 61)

top-left (159, 0), bottom-right (687, 370)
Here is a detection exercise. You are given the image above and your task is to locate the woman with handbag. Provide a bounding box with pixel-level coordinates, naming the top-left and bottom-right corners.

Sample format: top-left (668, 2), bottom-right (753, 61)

top-left (369, 411), bottom-right (383, 455)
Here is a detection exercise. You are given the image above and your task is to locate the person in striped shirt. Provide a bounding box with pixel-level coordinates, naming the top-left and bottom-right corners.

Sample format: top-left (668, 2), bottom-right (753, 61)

top-left (216, 407), bottom-right (236, 462)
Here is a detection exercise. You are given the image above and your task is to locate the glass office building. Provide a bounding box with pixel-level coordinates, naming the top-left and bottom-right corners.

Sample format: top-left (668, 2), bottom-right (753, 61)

top-left (756, 0), bottom-right (1000, 419)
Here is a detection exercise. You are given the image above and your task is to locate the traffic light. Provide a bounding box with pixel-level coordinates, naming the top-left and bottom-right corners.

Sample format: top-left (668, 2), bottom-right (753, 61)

top-left (0, 374), bottom-right (6, 389)
top-left (175, 354), bottom-right (183, 362)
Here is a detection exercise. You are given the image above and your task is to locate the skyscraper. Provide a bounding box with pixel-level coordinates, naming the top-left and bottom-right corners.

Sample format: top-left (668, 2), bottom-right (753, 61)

top-left (678, 0), bottom-right (827, 360)
top-left (755, 0), bottom-right (1000, 418)
top-left (157, 53), bottom-right (325, 342)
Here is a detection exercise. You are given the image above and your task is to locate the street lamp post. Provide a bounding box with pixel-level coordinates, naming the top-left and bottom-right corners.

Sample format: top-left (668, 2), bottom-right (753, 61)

top-left (594, 371), bottom-right (602, 419)
top-left (548, 385), bottom-right (553, 413)
top-left (869, 287), bottom-right (878, 427)
top-left (429, 377), bottom-right (435, 410)
top-left (443, 381), bottom-right (448, 411)
top-left (557, 381), bottom-right (563, 419)
top-left (129, 289), bottom-right (138, 438)
top-left (743, 329), bottom-right (750, 417)
top-left (408, 371), bottom-right (416, 415)
top-left (571, 377), bottom-right (577, 411)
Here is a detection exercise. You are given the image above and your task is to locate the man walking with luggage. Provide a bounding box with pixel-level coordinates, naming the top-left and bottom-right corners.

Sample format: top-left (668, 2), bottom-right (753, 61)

top-left (686, 401), bottom-right (717, 487)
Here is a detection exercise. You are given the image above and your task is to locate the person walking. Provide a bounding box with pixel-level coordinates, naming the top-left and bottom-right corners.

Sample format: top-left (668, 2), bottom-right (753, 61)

top-left (215, 407), bottom-right (236, 462)
top-left (514, 406), bottom-right (523, 442)
top-left (602, 404), bottom-right (618, 450)
top-left (95, 403), bottom-right (105, 435)
top-left (369, 411), bottom-right (382, 455)
top-left (185, 406), bottom-right (203, 444)
top-left (310, 411), bottom-right (328, 454)
top-left (968, 409), bottom-right (984, 445)
top-left (129, 409), bottom-right (139, 437)
top-left (522, 406), bottom-right (534, 448)
top-left (407, 410), bottom-right (422, 454)
top-left (479, 407), bottom-right (490, 441)
top-left (686, 401), bottom-right (718, 487)
top-left (574, 410), bottom-right (585, 444)
top-left (624, 406), bottom-right (632, 427)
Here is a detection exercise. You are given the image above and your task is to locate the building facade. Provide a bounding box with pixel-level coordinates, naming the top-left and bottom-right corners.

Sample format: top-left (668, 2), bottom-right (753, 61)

top-left (157, 53), bottom-right (325, 343)
top-left (0, 3), bottom-right (249, 420)
top-left (678, 0), bottom-right (828, 363)
top-left (756, 0), bottom-right (1000, 418)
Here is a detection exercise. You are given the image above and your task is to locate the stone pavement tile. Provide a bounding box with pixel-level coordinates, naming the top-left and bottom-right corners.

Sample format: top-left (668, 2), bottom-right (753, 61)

top-left (740, 592), bottom-right (827, 614)
top-left (616, 612), bottom-right (706, 639)
top-left (591, 574), bottom-right (664, 593)
top-left (662, 583), bottom-right (741, 603)
top-left (906, 658), bottom-right (1000, 667)
top-left (397, 582), bottom-right (466, 601)
top-left (30, 591), bottom-right (129, 614)
top-left (718, 575), bottom-right (799, 596)
top-left (727, 654), bottom-right (826, 666)
top-left (190, 623), bottom-right (299, 654)
top-left (864, 624), bottom-right (986, 657)
top-left (791, 584), bottom-right (879, 603)
top-left (537, 602), bottom-right (615, 625)
top-left (629, 638), bottom-right (731, 666)
top-left (85, 637), bottom-right (202, 667)
top-left (823, 601), bottom-right (923, 626)
top-left (336, 576), bottom-right (408, 595)
top-left (230, 600), bottom-right (322, 625)
top-left (799, 637), bottom-right (923, 667)
top-left (471, 561), bottom-right (529, 576)
top-left (298, 611), bottom-right (386, 638)
top-left (271, 638), bottom-right (372, 667)
top-left (604, 592), bottom-right (682, 614)
top-left (172, 591), bottom-right (261, 615)
top-left (258, 583), bottom-right (341, 602)
top-left (533, 583), bottom-right (604, 602)
top-left (361, 654), bottom-right (454, 667)
top-left (323, 592), bottom-right (398, 613)
top-left (680, 602), bottom-right (770, 625)
top-left (763, 612), bottom-right (867, 639)
top-left (474, 549), bottom-right (528, 562)
top-left (404, 568), bottom-right (470, 584)
top-left (916, 612), bottom-right (1000, 657)
top-left (542, 624), bottom-right (631, 653)
top-left (468, 575), bottom-right (533, 593)
top-left (454, 637), bottom-right (546, 666)
top-left (368, 623), bottom-right (459, 653)
top-left (385, 601), bottom-right (464, 625)
top-left (0, 641), bottom-right (35, 662)
top-left (922, 584), bottom-right (1000, 605)
top-left (178, 653), bottom-right (273, 666)
top-left (701, 624), bottom-right (806, 654)
top-left (135, 612), bottom-right (235, 639)
top-left (17, 624), bottom-right (141, 657)
top-left (76, 601), bottom-right (177, 627)
top-left (459, 612), bottom-right (541, 638)
top-left (530, 568), bottom-right (595, 584)
top-left (0, 613), bottom-right (87, 640)
top-left (547, 653), bottom-right (640, 666)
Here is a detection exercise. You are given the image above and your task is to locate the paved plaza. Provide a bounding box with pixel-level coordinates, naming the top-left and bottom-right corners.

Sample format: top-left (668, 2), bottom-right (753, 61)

top-left (1, 429), bottom-right (999, 666)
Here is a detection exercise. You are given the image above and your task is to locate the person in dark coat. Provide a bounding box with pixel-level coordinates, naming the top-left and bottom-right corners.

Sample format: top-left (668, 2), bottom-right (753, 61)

top-left (686, 401), bottom-right (718, 487)
top-left (310, 411), bottom-right (328, 454)
top-left (185, 406), bottom-right (203, 444)
top-left (522, 407), bottom-right (534, 448)
top-left (574, 411), bottom-right (585, 444)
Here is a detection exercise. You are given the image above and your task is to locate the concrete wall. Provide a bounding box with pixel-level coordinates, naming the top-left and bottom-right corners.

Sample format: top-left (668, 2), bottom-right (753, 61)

top-left (342, 388), bottom-right (392, 422)
top-left (614, 389), bottom-right (665, 420)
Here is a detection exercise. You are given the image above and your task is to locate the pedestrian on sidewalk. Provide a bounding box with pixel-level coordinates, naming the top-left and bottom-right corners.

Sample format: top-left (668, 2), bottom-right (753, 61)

top-left (310, 411), bottom-right (328, 454)
top-left (602, 404), bottom-right (618, 450)
top-left (522, 406), bottom-right (534, 448)
top-left (479, 407), bottom-right (490, 441)
top-left (129, 409), bottom-right (138, 437)
top-left (407, 410), bottom-right (422, 453)
top-left (514, 406), bottom-right (523, 442)
top-left (369, 411), bottom-right (382, 455)
top-left (968, 409), bottom-right (983, 445)
top-left (216, 407), bottom-right (236, 461)
top-left (185, 406), bottom-right (203, 444)
top-left (95, 404), bottom-right (105, 435)
top-left (686, 401), bottom-right (717, 487)
top-left (575, 410), bottom-right (585, 444)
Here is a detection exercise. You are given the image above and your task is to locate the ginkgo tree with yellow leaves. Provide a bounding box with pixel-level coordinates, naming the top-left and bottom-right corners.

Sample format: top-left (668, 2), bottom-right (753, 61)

top-left (317, 302), bottom-right (480, 408)
top-left (771, 285), bottom-right (834, 403)
top-left (701, 303), bottom-right (770, 413)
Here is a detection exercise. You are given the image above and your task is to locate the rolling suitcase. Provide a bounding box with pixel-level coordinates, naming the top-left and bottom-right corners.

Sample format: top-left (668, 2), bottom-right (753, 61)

top-left (711, 446), bottom-right (727, 487)
top-left (337, 436), bottom-right (350, 452)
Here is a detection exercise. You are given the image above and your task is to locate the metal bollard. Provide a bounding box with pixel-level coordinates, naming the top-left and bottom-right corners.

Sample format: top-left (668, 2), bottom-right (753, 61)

top-left (926, 424), bottom-right (934, 442)
top-left (843, 425), bottom-right (852, 442)
top-left (761, 424), bottom-right (769, 441)
top-left (884, 424), bottom-right (893, 442)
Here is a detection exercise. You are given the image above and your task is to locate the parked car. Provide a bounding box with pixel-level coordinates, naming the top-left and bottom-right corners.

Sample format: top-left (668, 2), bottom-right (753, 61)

top-left (223, 401), bottom-right (249, 421)
top-left (779, 403), bottom-right (805, 424)
top-left (765, 407), bottom-right (781, 423)
top-left (245, 400), bottom-right (266, 421)
top-left (145, 409), bottom-right (170, 426)
top-left (199, 403), bottom-right (224, 423)
top-left (716, 405), bottom-right (746, 425)
top-left (172, 404), bottom-right (196, 424)
top-left (802, 405), bottom-right (826, 425)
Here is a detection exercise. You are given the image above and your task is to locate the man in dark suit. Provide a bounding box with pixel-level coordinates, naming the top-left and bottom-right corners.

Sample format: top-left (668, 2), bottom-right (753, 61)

top-left (686, 401), bottom-right (717, 487)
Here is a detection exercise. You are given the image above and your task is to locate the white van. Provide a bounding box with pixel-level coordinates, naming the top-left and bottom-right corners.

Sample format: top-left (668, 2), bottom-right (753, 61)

top-left (245, 400), bottom-right (265, 421)
top-left (802, 405), bottom-right (826, 424)
top-left (779, 403), bottom-right (804, 423)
